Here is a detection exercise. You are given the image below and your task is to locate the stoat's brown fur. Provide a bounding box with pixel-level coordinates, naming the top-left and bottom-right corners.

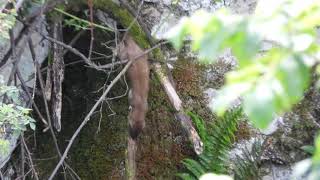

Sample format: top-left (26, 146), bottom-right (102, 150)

top-left (118, 35), bottom-right (150, 140)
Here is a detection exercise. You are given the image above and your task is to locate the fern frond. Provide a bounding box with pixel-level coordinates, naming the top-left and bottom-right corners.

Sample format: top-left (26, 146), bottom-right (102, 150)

top-left (233, 139), bottom-right (264, 180)
top-left (178, 108), bottom-right (243, 179)
top-left (176, 173), bottom-right (197, 180)
top-left (182, 159), bottom-right (206, 178)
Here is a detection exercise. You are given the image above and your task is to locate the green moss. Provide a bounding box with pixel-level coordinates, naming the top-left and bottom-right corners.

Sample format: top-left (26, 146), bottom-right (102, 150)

top-left (66, 67), bottom-right (129, 179)
top-left (47, 4), bottom-right (65, 22)
top-left (152, 48), bottom-right (166, 63)
top-left (172, 57), bottom-right (216, 124)
top-left (72, 0), bottom-right (165, 62)
top-left (135, 73), bottom-right (193, 179)
top-left (76, 0), bottom-right (150, 48)
top-left (172, 57), bottom-right (206, 99)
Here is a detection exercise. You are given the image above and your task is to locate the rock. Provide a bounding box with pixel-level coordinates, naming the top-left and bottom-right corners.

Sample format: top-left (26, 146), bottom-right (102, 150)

top-left (0, 17), bottom-right (49, 88)
top-left (0, 131), bottom-right (20, 170)
top-left (228, 0), bottom-right (257, 14)
top-left (261, 164), bottom-right (292, 180)
top-left (262, 116), bottom-right (284, 135)
top-left (142, 6), bottom-right (162, 25)
top-left (204, 88), bottom-right (241, 111)
top-left (151, 10), bottom-right (178, 39)
top-left (177, 0), bottom-right (211, 12)
top-left (229, 137), bottom-right (262, 161)
top-left (144, 0), bottom-right (160, 2)
top-left (0, 15), bottom-right (49, 169)
top-left (163, 0), bottom-right (171, 6)
top-left (96, 9), bottom-right (117, 29)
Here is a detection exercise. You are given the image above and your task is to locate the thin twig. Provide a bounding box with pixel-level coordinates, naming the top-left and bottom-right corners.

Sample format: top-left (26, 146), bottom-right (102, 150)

top-left (54, 8), bottom-right (114, 32)
top-left (7, 30), bottom-right (19, 86)
top-left (0, 169), bottom-right (3, 179)
top-left (119, 0), bottom-right (154, 44)
top-left (87, 0), bottom-right (94, 61)
top-left (21, 135), bottom-right (39, 180)
top-left (16, 68), bottom-right (48, 126)
top-left (63, 30), bottom-right (86, 55)
top-left (21, 134), bottom-right (25, 180)
top-left (122, 0), bottom-right (145, 39)
top-left (15, 168), bottom-right (32, 180)
top-left (29, 39), bottom-right (78, 179)
top-left (40, 34), bottom-right (106, 71)
top-left (107, 75), bottom-right (129, 100)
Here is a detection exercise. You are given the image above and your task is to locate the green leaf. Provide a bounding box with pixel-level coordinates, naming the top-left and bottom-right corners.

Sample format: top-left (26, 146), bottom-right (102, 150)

top-left (212, 83), bottom-right (251, 116)
top-left (29, 123), bottom-right (36, 130)
top-left (188, 10), bottom-right (218, 50)
top-left (276, 55), bottom-right (310, 104)
top-left (227, 22), bottom-right (261, 67)
top-left (182, 159), bottom-right (205, 178)
top-left (226, 64), bottom-right (263, 84)
top-left (165, 18), bottom-right (189, 50)
top-left (313, 135), bottom-right (320, 164)
top-left (197, 29), bottom-right (225, 63)
top-left (0, 139), bottom-right (10, 156)
top-left (301, 145), bottom-right (315, 155)
top-left (176, 173), bottom-right (196, 180)
top-left (270, 79), bottom-right (291, 111)
top-left (243, 81), bottom-right (275, 129)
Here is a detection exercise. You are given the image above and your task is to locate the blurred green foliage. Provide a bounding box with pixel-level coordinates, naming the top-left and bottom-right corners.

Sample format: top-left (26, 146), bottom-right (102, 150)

top-left (0, 8), bottom-right (16, 40)
top-left (167, 0), bottom-right (320, 179)
top-left (166, 0), bottom-right (320, 130)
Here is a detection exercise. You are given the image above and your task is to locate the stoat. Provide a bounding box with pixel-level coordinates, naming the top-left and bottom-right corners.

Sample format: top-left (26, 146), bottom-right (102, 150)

top-left (118, 35), bottom-right (150, 140)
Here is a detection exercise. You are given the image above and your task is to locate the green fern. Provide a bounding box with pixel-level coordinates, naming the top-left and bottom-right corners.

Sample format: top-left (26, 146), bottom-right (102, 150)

top-left (178, 108), bottom-right (242, 179)
top-left (233, 139), bottom-right (264, 180)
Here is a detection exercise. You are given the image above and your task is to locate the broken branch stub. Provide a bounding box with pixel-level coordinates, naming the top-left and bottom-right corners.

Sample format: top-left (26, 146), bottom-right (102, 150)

top-left (153, 63), bottom-right (203, 154)
top-left (51, 16), bottom-right (64, 132)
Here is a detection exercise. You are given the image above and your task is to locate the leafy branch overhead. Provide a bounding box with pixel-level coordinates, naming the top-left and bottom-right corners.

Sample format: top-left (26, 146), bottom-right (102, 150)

top-left (166, 0), bottom-right (320, 129)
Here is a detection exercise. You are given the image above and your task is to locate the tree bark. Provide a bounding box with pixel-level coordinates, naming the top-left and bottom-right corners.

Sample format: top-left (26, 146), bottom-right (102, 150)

top-left (51, 16), bottom-right (64, 132)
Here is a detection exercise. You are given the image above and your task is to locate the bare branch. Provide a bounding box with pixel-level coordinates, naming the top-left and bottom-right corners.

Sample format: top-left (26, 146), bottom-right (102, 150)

top-left (16, 68), bottom-right (48, 126)
top-left (63, 30), bottom-right (86, 55)
top-left (29, 38), bottom-right (80, 180)
top-left (153, 63), bottom-right (182, 111)
top-left (40, 34), bottom-right (106, 71)
top-left (21, 134), bottom-right (25, 180)
top-left (87, 0), bottom-right (95, 61)
top-left (21, 135), bottom-right (39, 180)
